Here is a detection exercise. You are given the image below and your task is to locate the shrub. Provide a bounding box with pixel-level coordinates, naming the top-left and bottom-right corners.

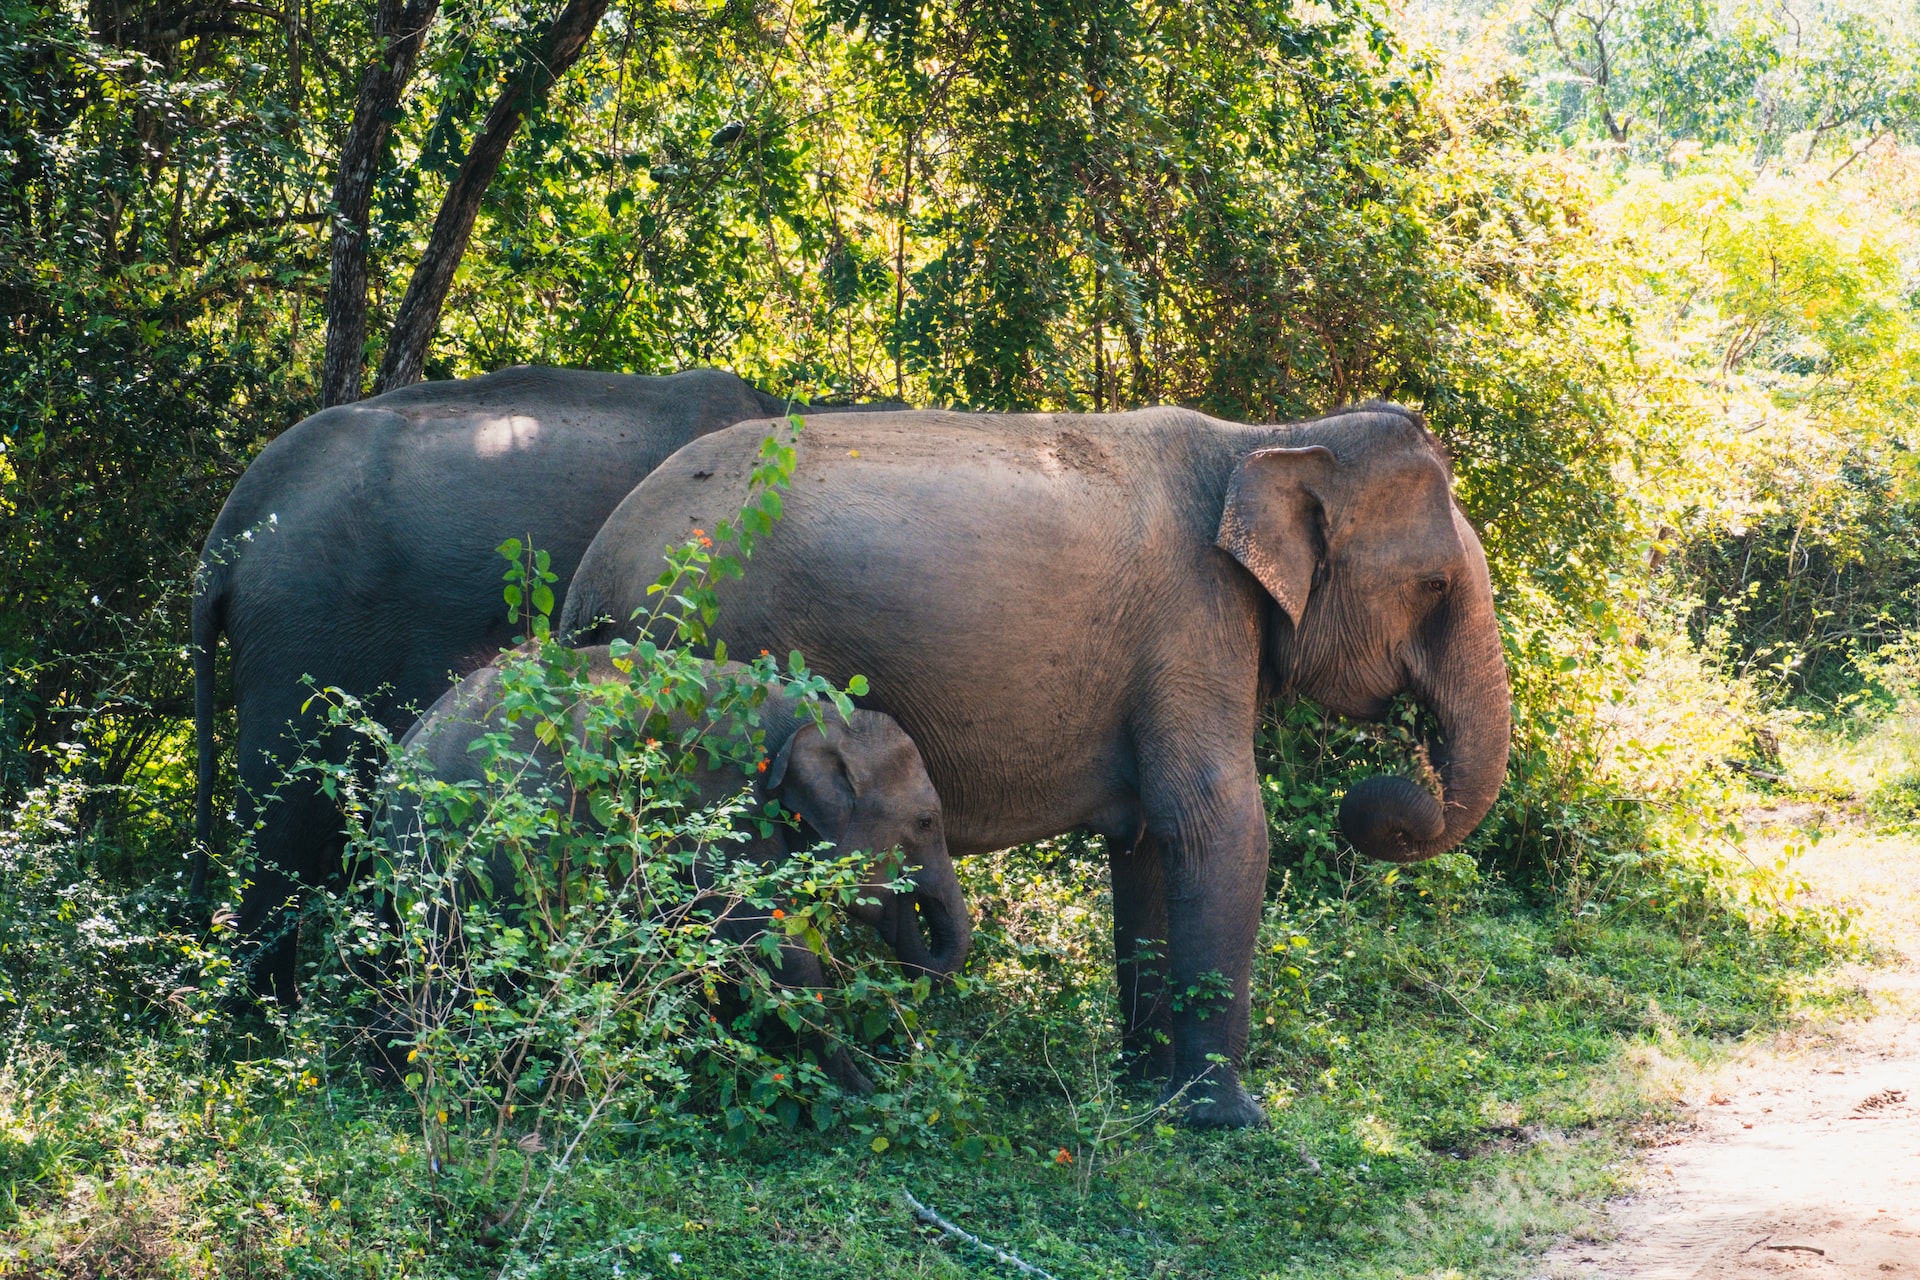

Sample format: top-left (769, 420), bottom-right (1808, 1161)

top-left (0, 756), bottom-right (197, 1045)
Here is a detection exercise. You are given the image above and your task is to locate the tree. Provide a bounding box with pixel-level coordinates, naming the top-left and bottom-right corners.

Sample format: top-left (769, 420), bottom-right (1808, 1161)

top-left (371, 0), bottom-right (615, 393)
top-left (1526, 0), bottom-right (1920, 162)
top-left (319, 0), bottom-right (441, 408)
top-left (1535, 0), bottom-right (1635, 143)
top-left (322, 0), bottom-right (615, 403)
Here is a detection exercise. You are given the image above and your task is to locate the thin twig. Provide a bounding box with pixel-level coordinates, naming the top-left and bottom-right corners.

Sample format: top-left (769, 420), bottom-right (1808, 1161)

top-left (902, 1190), bottom-right (1061, 1280)
top-left (1413, 974), bottom-right (1499, 1033)
top-left (1826, 129), bottom-right (1888, 183)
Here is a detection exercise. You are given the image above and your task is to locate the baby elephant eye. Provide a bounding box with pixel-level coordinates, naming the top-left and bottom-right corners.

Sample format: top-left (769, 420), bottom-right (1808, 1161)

top-left (916, 816), bottom-right (936, 832)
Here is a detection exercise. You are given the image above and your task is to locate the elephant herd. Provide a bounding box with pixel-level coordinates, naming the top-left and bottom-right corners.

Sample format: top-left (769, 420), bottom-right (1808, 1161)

top-left (192, 365), bottom-right (1511, 1129)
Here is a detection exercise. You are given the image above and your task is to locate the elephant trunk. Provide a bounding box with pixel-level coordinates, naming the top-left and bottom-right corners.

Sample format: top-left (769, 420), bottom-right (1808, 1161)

top-left (878, 842), bottom-right (971, 981)
top-left (1339, 523), bottom-right (1511, 864)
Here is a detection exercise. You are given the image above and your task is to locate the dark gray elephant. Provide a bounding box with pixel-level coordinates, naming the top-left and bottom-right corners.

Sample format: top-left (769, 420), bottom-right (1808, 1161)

top-left (379, 648), bottom-right (970, 1089)
top-left (559, 404), bottom-right (1511, 1128)
top-left (192, 366), bottom-right (839, 1002)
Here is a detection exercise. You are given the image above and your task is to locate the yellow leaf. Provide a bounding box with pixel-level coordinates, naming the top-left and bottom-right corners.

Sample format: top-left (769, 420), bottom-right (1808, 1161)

top-left (870, 1136), bottom-right (890, 1153)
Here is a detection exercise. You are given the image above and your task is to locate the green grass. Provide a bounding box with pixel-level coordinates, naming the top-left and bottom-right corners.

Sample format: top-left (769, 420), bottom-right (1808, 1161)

top-left (0, 838), bottom-right (1855, 1279)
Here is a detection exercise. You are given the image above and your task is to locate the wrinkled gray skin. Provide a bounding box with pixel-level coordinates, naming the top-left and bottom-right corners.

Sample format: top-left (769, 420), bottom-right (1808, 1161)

top-left (561, 404), bottom-right (1511, 1128)
top-left (192, 366), bottom-right (826, 1003)
top-left (383, 649), bottom-right (970, 1092)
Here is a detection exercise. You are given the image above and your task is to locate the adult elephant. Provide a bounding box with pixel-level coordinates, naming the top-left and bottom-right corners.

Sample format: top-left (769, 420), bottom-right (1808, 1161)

top-left (560, 404), bottom-right (1511, 1128)
top-left (193, 365), bottom-right (834, 1003)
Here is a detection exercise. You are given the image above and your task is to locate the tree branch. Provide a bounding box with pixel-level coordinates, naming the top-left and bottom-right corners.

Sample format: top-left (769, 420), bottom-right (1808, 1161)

top-left (192, 207), bottom-right (325, 248)
top-left (372, 0), bottom-right (613, 395)
top-left (1827, 129), bottom-right (1889, 181)
top-left (318, 0), bottom-right (441, 407)
top-left (901, 1190), bottom-right (1061, 1280)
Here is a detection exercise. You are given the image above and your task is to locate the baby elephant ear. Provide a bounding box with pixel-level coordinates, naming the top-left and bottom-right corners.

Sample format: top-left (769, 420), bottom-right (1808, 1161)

top-left (761, 722), bottom-right (856, 844)
top-left (1215, 444), bottom-right (1335, 627)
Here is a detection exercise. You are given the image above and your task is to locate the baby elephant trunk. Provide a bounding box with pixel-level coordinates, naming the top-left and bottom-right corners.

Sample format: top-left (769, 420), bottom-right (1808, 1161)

top-left (862, 836), bottom-right (971, 981)
top-left (904, 853), bottom-right (972, 980)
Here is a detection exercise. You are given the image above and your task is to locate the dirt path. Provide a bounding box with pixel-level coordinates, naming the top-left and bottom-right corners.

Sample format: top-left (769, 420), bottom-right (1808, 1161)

top-left (1541, 820), bottom-right (1920, 1280)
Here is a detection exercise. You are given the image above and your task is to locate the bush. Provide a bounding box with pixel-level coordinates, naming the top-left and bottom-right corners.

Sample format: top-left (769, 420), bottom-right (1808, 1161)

top-left (0, 758), bottom-right (198, 1045)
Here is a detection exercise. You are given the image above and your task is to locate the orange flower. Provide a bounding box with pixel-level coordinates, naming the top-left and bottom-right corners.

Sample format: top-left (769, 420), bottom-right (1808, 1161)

top-left (756, 759), bottom-right (768, 773)
top-left (772, 1072), bottom-right (786, 1082)
top-left (759, 649), bottom-right (770, 657)
top-left (1054, 1148), bottom-right (1073, 1165)
top-left (771, 908), bottom-right (786, 920)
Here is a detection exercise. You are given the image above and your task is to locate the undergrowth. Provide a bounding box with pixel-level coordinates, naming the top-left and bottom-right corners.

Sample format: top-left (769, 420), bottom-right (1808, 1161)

top-left (0, 770), bottom-right (1855, 1278)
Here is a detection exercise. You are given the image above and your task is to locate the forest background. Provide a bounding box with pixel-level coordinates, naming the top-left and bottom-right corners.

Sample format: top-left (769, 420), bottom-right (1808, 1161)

top-left (2, 0), bottom-right (1920, 1275)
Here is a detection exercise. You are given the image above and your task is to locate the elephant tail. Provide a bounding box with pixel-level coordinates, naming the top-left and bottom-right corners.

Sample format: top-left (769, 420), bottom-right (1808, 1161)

top-left (188, 560), bottom-right (225, 905)
top-left (557, 577), bottom-right (612, 646)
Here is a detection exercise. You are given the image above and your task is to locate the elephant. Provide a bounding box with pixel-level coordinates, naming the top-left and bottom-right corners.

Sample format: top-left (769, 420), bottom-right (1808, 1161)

top-left (375, 647), bottom-right (971, 1090)
top-left (191, 365), bottom-right (888, 1003)
top-left (558, 403), bottom-right (1511, 1128)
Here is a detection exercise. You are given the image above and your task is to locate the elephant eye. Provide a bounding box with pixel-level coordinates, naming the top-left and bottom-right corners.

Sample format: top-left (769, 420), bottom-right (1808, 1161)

top-left (916, 815), bottom-right (935, 832)
top-left (1421, 575), bottom-right (1450, 595)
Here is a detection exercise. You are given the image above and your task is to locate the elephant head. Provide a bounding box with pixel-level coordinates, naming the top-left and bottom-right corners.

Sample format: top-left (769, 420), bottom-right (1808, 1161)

top-left (1217, 405), bottom-right (1511, 863)
top-left (761, 710), bottom-right (972, 977)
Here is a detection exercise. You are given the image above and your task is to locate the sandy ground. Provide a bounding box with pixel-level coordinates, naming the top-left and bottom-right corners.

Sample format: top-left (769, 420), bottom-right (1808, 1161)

top-left (1539, 816), bottom-right (1920, 1280)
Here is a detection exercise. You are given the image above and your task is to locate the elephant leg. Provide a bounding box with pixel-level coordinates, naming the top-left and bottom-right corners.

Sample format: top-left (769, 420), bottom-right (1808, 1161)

top-left (1109, 832), bottom-right (1172, 1081)
top-left (707, 890), bottom-right (875, 1096)
top-left (233, 846), bottom-right (305, 1007)
top-left (1144, 751), bottom-right (1270, 1129)
top-left (230, 710), bottom-right (352, 1007)
top-left (771, 941), bottom-right (873, 1096)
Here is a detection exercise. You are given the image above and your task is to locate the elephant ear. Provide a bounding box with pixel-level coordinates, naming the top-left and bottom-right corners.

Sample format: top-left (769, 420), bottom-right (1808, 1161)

top-left (1215, 444), bottom-right (1336, 627)
top-left (762, 722), bottom-right (856, 846)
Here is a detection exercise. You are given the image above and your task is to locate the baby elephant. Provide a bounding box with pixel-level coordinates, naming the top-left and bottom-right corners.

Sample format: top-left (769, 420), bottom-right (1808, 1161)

top-left (374, 646), bottom-right (970, 1086)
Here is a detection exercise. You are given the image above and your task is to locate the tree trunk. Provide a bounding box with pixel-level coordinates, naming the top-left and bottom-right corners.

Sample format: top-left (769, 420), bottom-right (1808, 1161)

top-left (372, 0), bottom-right (613, 395)
top-left (319, 0), bottom-right (441, 408)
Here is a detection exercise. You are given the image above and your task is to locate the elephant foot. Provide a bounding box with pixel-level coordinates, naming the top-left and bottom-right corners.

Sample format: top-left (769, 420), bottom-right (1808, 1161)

top-left (1165, 1075), bottom-right (1268, 1129)
top-left (823, 1046), bottom-right (875, 1097)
